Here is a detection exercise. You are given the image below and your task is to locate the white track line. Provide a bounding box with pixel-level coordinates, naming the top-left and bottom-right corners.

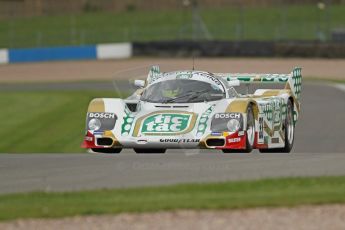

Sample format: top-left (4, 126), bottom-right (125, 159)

top-left (334, 84), bottom-right (345, 93)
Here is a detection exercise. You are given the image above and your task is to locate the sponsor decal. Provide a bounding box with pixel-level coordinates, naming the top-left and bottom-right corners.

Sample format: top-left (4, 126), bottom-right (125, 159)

top-left (211, 113), bottom-right (243, 132)
top-left (228, 137), bottom-right (241, 143)
top-left (89, 112), bottom-right (116, 119)
top-left (194, 71), bottom-right (222, 86)
top-left (211, 132), bottom-right (222, 136)
top-left (238, 131), bottom-right (245, 136)
top-left (141, 113), bottom-right (192, 134)
top-left (273, 98), bottom-right (283, 125)
top-left (263, 103), bottom-right (273, 122)
top-left (214, 113), bottom-right (241, 119)
top-left (176, 73), bottom-right (193, 79)
top-left (84, 136), bottom-right (93, 141)
top-left (258, 116), bottom-right (264, 143)
top-left (196, 105), bottom-right (215, 136)
top-left (271, 137), bottom-right (280, 144)
top-left (159, 139), bottom-right (200, 143)
top-left (121, 111), bottom-right (135, 136)
top-left (93, 131), bottom-right (105, 135)
top-left (86, 112), bottom-right (117, 131)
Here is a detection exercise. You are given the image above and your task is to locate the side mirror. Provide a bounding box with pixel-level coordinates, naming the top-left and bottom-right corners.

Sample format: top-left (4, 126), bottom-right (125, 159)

top-left (134, 80), bottom-right (145, 88)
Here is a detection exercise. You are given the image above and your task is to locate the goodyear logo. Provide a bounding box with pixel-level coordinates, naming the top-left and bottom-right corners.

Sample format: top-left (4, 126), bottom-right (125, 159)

top-left (141, 113), bottom-right (192, 134)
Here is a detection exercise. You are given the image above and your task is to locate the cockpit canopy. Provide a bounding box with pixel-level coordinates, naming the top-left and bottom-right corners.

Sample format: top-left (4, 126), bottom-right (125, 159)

top-left (141, 79), bottom-right (226, 103)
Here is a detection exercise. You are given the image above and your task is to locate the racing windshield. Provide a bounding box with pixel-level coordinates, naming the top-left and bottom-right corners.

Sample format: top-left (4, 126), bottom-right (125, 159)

top-left (141, 79), bottom-right (225, 103)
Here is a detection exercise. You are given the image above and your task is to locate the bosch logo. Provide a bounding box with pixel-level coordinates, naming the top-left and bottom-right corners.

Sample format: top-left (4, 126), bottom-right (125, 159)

top-left (214, 113), bottom-right (241, 119)
top-left (89, 112), bottom-right (116, 119)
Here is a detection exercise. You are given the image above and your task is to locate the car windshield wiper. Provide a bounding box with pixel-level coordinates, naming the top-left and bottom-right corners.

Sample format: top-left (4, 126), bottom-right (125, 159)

top-left (163, 89), bottom-right (209, 103)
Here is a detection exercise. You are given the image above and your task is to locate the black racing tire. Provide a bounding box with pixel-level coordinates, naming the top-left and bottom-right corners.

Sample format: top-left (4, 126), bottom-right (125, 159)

top-left (259, 100), bottom-right (295, 153)
top-left (134, 148), bottom-right (166, 154)
top-left (222, 105), bottom-right (255, 153)
top-left (91, 148), bottom-right (122, 154)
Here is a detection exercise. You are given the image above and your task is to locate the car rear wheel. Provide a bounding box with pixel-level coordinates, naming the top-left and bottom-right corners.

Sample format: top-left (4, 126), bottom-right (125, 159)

top-left (91, 148), bottom-right (122, 154)
top-left (259, 100), bottom-right (294, 153)
top-left (223, 105), bottom-right (255, 153)
top-left (134, 148), bottom-right (166, 154)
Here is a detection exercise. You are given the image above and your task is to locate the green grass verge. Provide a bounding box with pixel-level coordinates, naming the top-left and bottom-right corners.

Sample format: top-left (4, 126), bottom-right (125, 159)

top-left (0, 176), bottom-right (345, 221)
top-left (0, 90), bottom-right (122, 153)
top-left (1, 5), bottom-right (345, 48)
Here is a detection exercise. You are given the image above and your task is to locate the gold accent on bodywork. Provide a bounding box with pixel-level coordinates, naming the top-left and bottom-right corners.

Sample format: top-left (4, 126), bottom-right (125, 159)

top-left (260, 90), bottom-right (290, 97)
top-left (279, 130), bottom-right (285, 142)
top-left (132, 110), bottom-right (197, 137)
top-left (102, 130), bottom-right (121, 147)
top-left (255, 89), bottom-right (300, 113)
top-left (204, 137), bottom-right (226, 148)
top-left (103, 130), bottom-right (115, 139)
top-left (226, 99), bottom-right (259, 120)
top-left (135, 88), bottom-right (144, 96)
top-left (264, 121), bottom-right (283, 138)
top-left (88, 99), bottom-right (105, 112)
top-left (199, 134), bottom-right (212, 148)
top-left (252, 104), bottom-right (259, 121)
top-left (264, 121), bottom-right (274, 137)
top-left (225, 100), bottom-right (249, 113)
top-left (250, 88), bottom-right (301, 116)
top-left (200, 132), bottom-right (229, 148)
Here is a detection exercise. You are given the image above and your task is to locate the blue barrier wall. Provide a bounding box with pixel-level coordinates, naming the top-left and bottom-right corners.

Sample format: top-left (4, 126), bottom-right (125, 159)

top-left (0, 43), bottom-right (132, 64)
top-left (8, 46), bottom-right (97, 63)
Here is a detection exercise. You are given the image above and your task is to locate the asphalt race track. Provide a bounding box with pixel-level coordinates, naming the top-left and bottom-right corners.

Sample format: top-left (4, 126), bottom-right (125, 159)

top-left (0, 82), bottom-right (344, 194)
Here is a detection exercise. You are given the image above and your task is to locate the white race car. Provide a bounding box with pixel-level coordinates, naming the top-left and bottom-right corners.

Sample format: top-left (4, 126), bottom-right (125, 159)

top-left (81, 66), bottom-right (302, 153)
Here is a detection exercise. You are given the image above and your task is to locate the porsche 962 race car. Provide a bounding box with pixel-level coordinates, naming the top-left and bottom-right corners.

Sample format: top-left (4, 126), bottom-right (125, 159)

top-left (81, 66), bottom-right (302, 153)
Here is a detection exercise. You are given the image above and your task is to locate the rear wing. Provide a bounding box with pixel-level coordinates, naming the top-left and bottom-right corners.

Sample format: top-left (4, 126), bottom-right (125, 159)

top-left (216, 67), bottom-right (302, 100)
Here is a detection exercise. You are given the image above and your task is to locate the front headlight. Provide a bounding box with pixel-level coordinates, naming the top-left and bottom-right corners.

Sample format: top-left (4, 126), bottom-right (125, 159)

top-left (88, 118), bottom-right (101, 131)
top-left (227, 119), bottom-right (240, 132)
